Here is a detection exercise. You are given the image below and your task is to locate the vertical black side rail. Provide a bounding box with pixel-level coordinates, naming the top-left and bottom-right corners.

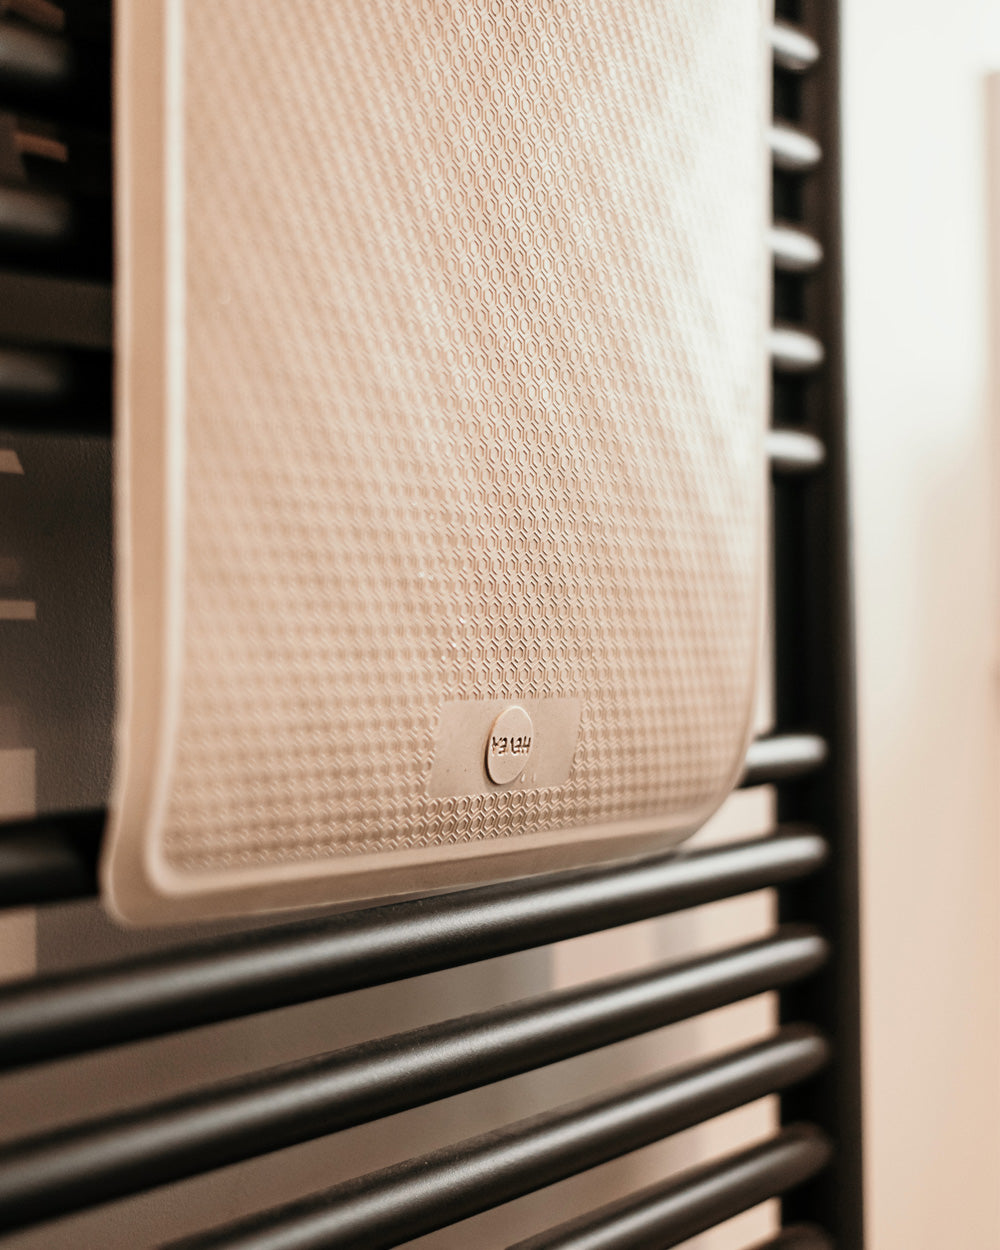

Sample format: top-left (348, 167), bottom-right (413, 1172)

top-left (773, 1), bottom-right (865, 1245)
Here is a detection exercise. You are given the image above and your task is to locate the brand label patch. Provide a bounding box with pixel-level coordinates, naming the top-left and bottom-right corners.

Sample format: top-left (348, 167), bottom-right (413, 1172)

top-left (429, 698), bottom-right (581, 798)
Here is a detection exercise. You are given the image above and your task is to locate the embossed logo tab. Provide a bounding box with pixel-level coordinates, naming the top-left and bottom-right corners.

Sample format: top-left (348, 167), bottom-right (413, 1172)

top-left (428, 698), bottom-right (581, 799)
top-left (485, 706), bottom-right (534, 784)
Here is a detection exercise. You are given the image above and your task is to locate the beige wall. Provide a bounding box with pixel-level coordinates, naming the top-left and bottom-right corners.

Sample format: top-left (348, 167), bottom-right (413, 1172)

top-left (842, 2), bottom-right (1000, 1246)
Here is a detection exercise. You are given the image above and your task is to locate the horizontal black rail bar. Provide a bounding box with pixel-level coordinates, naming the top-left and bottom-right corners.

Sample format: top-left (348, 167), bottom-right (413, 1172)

top-left (769, 224), bottom-right (823, 274)
top-left (0, 811), bottom-right (100, 909)
top-left (0, 733), bottom-right (828, 914)
top-left (0, 827), bottom-right (827, 1069)
top-left (0, 182), bottom-right (73, 248)
top-left (0, 929), bottom-right (826, 1232)
top-left (767, 430), bottom-right (826, 476)
top-left (1, 1), bottom-right (64, 33)
top-left (508, 1126), bottom-right (831, 1250)
top-left (0, 405), bottom-right (111, 434)
top-left (769, 326), bottom-right (825, 374)
top-left (165, 1028), bottom-right (829, 1250)
top-left (770, 23), bottom-right (820, 74)
top-left (0, 17), bottom-right (71, 104)
top-left (768, 123), bottom-right (822, 174)
top-left (740, 736), bottom-right (828, 788)
top-left (0, 343), bottom-right (70, 401)
top-left (0, 343), bottom-right (111, 432)
top-left (0, 11), bottom-right (111, 124)
top-left (749, 1228), bottom-right (834, 1250)
top-left (0, 271), bottom-right (112, 348)
top-left (0, 400), bottom-right (110, 434)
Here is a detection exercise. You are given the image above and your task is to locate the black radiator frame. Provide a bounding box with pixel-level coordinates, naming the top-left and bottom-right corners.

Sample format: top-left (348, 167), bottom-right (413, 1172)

top-left (0, 0), bottom-right (864, 1245)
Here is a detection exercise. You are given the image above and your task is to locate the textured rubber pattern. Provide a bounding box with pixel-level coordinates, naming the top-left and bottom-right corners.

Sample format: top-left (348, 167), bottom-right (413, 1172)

top-left (105, 0), bottom-right (770, 922)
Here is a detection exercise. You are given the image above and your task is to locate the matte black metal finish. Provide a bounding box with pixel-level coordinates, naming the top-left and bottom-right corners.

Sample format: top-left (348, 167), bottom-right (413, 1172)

top-left (0, 344), bottom-right (70, 401)
top-left (772, 3), bottom-right (866, 1243)
top-left (739, 735), bottom-right (827, 787)
top-left (769, 326), bottom-right (825, 374)
top-left (0, 272), bottom-right (112, 348)
top-left (165, 1029), bottom-right (829, 1250)
top-left (0, 828), bottom-right (827, 1068)
top-left (0, 18), bottom-right (72, 105)
top-left (770, 23), bottom-right (820, 74)
top-left (767, 430), bottom-right (826, 476)
top-left (0, 343), bottom-right (111, 430)
top-left (0, 930), bottom-right (826, 1232)
top-left (0, 812), bottom-right (100, 908)
top-left (769, 123), bottom-right (822, 173)
top-left (0, 183), bottom-right (73, 248)
top-left (508, 1127), bottom-right (831, 1250)
top-left (770, 223), bottom-right (824, 273)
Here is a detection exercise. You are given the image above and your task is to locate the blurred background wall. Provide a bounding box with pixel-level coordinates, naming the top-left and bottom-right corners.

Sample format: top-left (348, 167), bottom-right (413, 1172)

top-left (842, 0), bottom-right (1000, 1245)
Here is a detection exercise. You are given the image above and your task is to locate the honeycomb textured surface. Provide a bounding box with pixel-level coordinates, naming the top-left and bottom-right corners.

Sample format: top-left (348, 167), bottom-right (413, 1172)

top-left (152, 0), bottom-right (767, 878)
